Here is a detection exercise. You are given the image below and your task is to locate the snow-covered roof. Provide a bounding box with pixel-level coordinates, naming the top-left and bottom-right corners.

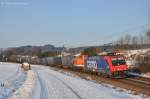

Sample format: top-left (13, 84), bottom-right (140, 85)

top-left (73, 53), bottom-right (81, 57)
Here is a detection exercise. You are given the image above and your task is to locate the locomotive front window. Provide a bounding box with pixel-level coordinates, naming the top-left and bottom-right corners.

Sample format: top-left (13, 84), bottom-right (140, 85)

top-left (112, 58), bottom-right (126, 66)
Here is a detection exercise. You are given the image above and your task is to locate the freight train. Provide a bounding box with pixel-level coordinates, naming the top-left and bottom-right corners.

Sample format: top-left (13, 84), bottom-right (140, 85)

top-left (21, 52), bottom-right (128, 78)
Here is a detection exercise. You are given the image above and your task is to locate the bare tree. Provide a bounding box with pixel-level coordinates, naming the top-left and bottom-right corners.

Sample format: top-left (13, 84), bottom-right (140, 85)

top-left (139, 34), bottom-right (144, 45)
top-left (124, 34), bottom-right (131, 45)
top-left (132, 36), bottom-right (138, 49)
top-left (146, 29), bottom-right (150, 43)
top-left (119, 37), bottom-right (124, 45)
top-left (132, 36), bottom-right (138, 44)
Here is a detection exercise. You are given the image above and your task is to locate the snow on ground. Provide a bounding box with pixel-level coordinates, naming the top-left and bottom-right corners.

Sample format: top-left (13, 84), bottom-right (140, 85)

top-left (126, 48), bottom-right (150, 68)
top-left (29, 65), bottom-right (149, 99)
top-left (0, 63), bottom-right (19, 82)
top-left (56, 70), bottom-right (150, 98)
top-left (0, 63), bottom-right (26, 99)
top-left (127, 48), bottom-right (150, 55)
top-left (11, 70), bottom-right (36, 99)
top-left (141, 72), bottom-right (150, 78)
top-left (1, 63), bottom-right (149, 99)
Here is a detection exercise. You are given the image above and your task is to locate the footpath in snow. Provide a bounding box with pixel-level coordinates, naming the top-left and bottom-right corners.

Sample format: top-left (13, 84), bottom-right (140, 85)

top-left (11, 70), bottom-right (36, 99)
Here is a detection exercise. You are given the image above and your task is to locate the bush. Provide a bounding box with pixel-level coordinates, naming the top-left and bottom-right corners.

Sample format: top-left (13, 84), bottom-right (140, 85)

top-left (81, 47), bottom-right (100, 57)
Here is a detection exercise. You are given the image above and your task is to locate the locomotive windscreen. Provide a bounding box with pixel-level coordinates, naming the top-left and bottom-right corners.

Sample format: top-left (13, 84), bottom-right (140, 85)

top-left (111, 57), bottom-right (126, 66)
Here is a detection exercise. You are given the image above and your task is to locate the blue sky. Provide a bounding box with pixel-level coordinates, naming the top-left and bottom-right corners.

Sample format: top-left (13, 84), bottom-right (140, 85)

top-left (0, 0), bottom-right (150, 48)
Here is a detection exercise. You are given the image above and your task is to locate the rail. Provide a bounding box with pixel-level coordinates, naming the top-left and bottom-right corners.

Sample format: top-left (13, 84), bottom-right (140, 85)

top-left (126, 78), bottom-right (150, 85)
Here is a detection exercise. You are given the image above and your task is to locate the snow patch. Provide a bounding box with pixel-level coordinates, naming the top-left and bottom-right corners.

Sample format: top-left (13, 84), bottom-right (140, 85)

top-left (141, 72), bottom-right (150, 78)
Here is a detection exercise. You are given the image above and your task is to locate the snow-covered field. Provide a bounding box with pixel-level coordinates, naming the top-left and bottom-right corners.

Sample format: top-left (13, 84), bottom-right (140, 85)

top-left (0, 63), bottom-right (149, 99)
top-left (0, 63), bottom-right (26, 99)
top-left (0, 63), bottom-right (19, 82)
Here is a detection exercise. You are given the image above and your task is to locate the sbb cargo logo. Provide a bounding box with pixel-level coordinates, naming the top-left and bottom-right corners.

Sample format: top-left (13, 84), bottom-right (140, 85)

top-left (86, 60), bottom-right (97, 69)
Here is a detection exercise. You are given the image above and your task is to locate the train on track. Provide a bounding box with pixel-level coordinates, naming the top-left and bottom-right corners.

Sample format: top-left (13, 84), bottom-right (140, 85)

top-left (17, 51), bottom-right (128, 78)
top-left (33, 52), bottom-right (128, 78)
top-left (72, 53), bottom-right (128, 78)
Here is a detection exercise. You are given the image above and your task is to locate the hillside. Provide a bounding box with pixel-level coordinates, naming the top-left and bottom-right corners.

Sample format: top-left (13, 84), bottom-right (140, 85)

top-left (1, 44), bottom-right (65, 56)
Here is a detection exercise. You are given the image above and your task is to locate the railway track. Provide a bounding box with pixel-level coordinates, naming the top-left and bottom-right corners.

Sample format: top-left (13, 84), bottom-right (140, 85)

top-left (118, 78), bottom-right (150, 90)
top-left (116, 77), bottom-right (150, 95)
top-left (126, 77), bottom-right (150, 85)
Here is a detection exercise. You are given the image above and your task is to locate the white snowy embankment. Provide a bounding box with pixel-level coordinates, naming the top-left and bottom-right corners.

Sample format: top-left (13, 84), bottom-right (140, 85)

top-left (11, 70), bottom-right (36, 99)
top-left (0, 63), bottom-right (26, 99)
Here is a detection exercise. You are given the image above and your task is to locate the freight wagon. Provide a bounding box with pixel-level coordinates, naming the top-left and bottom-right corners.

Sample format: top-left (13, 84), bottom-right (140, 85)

top-left (61, 55), bottom-right (74, 68)
top-left (43, 57), bottom-right (62, 67)
top-left (85, 55), bottom-right (128, 78)
top-left (53, 57), bottom-right (62, 67)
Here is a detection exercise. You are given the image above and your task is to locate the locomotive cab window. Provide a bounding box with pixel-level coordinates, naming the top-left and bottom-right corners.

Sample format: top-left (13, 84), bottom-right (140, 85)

top-left (112, 57), bottom-right (126, 66)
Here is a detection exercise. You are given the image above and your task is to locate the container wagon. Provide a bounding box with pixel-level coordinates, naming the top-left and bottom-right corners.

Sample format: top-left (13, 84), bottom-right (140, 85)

top-left (45, 57), bottom-right (55, 66)
top-left (53, 57), bottom-right (62, 67)
top-left (43, 57), bottom-right (62, 67)
top-left (61, 55), bottom-right (74, 68)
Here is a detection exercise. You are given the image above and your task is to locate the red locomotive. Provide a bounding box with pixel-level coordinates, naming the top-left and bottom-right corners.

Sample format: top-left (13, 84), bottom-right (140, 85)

top-left (73, 52), bottom-right (128, 78)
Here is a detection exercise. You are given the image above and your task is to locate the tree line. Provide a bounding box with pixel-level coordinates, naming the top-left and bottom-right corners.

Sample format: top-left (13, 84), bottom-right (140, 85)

top-left (112, 29), bottom-right (150, 50)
